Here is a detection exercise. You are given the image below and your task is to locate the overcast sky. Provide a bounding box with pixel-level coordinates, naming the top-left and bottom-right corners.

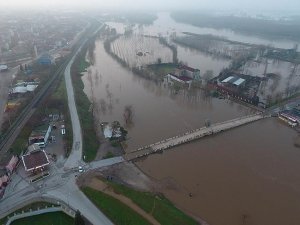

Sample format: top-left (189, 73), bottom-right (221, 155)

top-left (1, 0), bottom-right (300, 12)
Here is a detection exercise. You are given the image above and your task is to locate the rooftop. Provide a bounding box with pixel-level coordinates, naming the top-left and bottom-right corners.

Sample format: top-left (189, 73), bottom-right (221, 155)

top-left (179, 65), bottom-right (199, 72)
top-left (22, 150), bottom-right (49, 172)
top-left (169, 73), bottom-right (193, 82)
top-left (222, 76), bottom-right (245, 86)
top-left (29, 124), bottom-right (50, 138)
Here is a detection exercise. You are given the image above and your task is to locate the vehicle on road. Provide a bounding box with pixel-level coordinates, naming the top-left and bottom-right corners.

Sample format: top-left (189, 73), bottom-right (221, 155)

top-left (78, 166), bottom-right (84, 173)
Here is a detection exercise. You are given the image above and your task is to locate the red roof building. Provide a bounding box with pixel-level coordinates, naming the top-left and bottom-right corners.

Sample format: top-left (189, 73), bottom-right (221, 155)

top-left (5, 156), bottom-right (19, 174)
top-left (22, 150), bottom-right (50, 172)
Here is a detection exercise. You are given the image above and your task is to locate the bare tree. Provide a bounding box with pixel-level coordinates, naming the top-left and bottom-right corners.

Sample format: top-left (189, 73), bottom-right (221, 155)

top-left (123, 105), bottom-right (133, 124)
top-left (202, 70), bottom-right (214, 82)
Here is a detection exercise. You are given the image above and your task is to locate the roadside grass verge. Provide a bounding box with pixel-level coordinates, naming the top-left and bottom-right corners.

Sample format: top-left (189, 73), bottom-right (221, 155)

top-left (81, 187), bottom-right (152, 225)
top-left (48, 77), bottom-right (73, 156)
top-left (10, 212), bottom-right (73, 225)
top-left (71, 53), bottom-right (99, 162)
top-left (9, 126), bottom-right (32, 155)
top-left (107, 181), bottom-right (200, 225)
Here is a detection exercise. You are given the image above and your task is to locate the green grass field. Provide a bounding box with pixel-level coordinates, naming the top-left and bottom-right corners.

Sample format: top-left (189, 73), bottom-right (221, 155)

top-left (82, 187), bottom-right (152, 225)
top-left (108, 181), bottom-right (200, 225)
top-left (147, 63), bottom-right (177, 79)
top-left (72, 55), bottom-right (99, 162)
top-left (11, 212), bottom-right (73, 225)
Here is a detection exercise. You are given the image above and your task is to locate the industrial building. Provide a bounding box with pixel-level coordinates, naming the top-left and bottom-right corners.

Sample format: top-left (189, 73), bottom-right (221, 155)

top-left (9, 82), bottom-right (39, 95)
top-left (28, 124), bottom-right (52, 148)
top-left (209, 71), bottom-right (262, 105)
top-left (221, 76), bottom-right (246, 88)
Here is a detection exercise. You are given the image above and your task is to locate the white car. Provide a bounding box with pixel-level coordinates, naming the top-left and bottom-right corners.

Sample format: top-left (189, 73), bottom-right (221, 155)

top-left (78, 166), bottom-right (84, 173)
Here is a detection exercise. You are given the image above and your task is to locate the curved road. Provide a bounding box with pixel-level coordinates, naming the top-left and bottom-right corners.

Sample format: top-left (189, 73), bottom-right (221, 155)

top-left (63, 44), bottom-right (84, 169)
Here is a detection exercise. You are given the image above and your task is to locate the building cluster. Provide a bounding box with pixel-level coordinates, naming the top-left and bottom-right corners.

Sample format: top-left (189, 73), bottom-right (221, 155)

top-left (209, 70), bottom-right (261, 105)
top-left (9, 81), bottom-right (39, 95)
top-left (0, 11), bottom-right (86, 66)
top-left (165, 65), bottom-right (201, 87)
top-left (28, 124), bottom-right (52, 148)
top-left (0, 112), bottom-right (66, 199)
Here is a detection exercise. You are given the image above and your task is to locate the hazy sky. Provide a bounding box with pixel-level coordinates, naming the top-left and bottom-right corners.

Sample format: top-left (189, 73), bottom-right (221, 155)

top-left (1, 0), bottom-right (300, 12)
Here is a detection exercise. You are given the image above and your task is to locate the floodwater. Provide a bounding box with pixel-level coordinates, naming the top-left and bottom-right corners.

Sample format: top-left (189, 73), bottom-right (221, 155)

top-left (142, 12), bottom-right (299, 49)
top-left (82, 39), bottom-right (254, 152)
top-left (243, 59), bottom-right (300, 101)
top-left (107, 21), bottom-right (231, 77)
top-left (111, 35), bottom-right (173, 67)
top-left (81, 14), bottom-right (300, 225)
top-left (136, 118), bottom-right (300, 225)
top-left (177, 45), bottom-right (230, 77)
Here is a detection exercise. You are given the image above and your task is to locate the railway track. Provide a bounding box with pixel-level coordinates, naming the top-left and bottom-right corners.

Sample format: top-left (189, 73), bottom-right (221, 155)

top-left (0, 20), bottom-right (102, 155)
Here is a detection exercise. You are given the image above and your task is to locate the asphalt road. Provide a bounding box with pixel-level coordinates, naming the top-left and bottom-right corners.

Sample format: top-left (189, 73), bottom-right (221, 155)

top-left (0, 156), bottom-right (123, 223)
top-left (64, 22), bottom-right (105, 169)
top-left (63, 44), bottom-right (84, 169)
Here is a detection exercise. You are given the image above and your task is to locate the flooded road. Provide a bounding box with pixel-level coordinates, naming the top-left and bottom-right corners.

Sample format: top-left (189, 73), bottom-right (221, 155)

top-left (82, 39), bottom-right (253, 151)
top-left (137, 118), bottom-right (300, 225)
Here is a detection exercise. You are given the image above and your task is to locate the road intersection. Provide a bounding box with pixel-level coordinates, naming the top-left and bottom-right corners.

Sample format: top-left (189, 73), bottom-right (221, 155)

top-left (0, 22), bottom-right (124, 225)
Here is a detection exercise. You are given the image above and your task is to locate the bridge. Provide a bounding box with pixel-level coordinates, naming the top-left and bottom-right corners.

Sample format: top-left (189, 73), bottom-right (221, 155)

top-left (125, 113), bottom-right (267, 161)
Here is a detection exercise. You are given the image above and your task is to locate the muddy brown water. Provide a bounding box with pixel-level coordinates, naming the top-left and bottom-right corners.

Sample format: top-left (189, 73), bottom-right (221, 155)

top-left (177, 45), bottom-right (230, 77)
top-left (82, 39), bottom-right (254, 151)
top-left (136, 118), bottom-right (300, 225)
top-left (140, 12), bottom-right (299, 50)
top-left (82, 35), bottom-right (300, 225)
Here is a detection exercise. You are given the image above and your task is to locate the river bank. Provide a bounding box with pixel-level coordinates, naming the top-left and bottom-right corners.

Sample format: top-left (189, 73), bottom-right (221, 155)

top-left (81, 13), bottom-right (300, 224)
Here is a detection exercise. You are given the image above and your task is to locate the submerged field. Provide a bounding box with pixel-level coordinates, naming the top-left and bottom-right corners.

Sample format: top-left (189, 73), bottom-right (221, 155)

top-left (111, 35), bottom-right (173, 68)
top-left (243, 59), bottom-right (300, 103)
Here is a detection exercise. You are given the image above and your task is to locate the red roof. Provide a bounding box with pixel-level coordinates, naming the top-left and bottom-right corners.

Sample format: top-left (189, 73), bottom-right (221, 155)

top-left (22, 150), bottom-right (49, 172)
top-left (169, 73), bottom-right (192, 82)
top-left (179, 65), bottom-right (198, 72)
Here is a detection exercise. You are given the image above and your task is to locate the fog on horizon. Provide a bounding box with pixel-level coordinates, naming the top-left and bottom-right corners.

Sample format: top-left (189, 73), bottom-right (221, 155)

top-left (0, 0), bottom-right (300, 13)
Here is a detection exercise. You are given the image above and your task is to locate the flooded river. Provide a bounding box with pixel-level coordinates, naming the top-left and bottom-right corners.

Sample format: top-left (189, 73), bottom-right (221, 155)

top-left (81, 13), bottom-right (300, 225)
top-left (142, 12), bottom-right (299, 49)
top-left (177, 45), bottom-right (230, 76)
top-left (136, 118), bottom-right (300, 225)
top-left (83, 40), bottom-right (253, 151)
